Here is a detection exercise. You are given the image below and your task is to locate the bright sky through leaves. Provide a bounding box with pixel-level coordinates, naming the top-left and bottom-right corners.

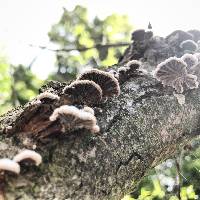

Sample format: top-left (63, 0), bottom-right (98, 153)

top-left (0, 0), bottom-right (200, 79)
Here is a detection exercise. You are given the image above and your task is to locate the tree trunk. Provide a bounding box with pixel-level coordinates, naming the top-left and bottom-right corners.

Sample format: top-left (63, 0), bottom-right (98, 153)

top-left (1, 30), bottom-right (200, 200)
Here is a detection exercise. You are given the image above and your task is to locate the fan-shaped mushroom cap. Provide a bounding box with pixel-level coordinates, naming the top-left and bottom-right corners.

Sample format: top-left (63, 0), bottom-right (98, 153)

top-left (0, 159), bottom-right (20, 174)
top-left (77, 69), bottom-right (120, 97)
top-left (154, 57), bottom-right (188, 93)
top-left (180, 40), bottom-right (198, 51)
top-left (126, 60), bottom-right (141, 71)
top-left (13, 150), bottom-right (42, 166)
top-left (49, 105), bottom-right (100, 133)
top-left (63, 80), bottom-right (102, 105)
top-left (36, 91), bottom-right (60, 102)
top-left (181, 54), bottom-right (198, 68)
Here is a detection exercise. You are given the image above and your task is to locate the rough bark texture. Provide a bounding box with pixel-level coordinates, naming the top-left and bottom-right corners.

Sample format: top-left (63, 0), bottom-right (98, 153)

top-left (1, 30), bottom-right (200, 200)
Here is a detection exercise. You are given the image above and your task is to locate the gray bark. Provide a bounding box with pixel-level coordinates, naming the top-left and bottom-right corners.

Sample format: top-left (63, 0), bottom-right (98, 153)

top-left (1, 30), bottom-right (200, 200)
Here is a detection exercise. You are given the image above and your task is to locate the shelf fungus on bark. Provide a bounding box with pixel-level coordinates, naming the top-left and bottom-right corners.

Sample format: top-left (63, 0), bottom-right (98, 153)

top-left (13, 150), bottom-right (42, 167)
top-left (179, 39), bottom-right (198, 52)
top-left (49, 105), bottom-right (100, 134)
top-left (181, 53), bottom-right (198, 68)
top-left (62, 80), bottom-right (103, 105)
top-left (35, 91), bottom-right (60, 104)
top-left (0, 159), bottom-right (20, 200)
top-left (117, 60), bottom-right (142, 83)
top-left (154, 57), bottom-right (199, 93)
top-left (77, 69), bottom-right (120, 97)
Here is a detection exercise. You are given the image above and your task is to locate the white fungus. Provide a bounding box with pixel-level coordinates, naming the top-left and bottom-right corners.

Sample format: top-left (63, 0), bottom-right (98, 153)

top-left (49, 105), bottom-right (100, 133)
top-left (13, 150), bottom-right (42, 166)
top-left (0, 159), bottom-right (20, 174)
top-left (180, 40), bottom-right (198, 51)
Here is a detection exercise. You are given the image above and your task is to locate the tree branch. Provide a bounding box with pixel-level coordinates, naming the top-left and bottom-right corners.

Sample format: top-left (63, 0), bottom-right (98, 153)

top-left (29, 42), bottom-right (130, 53)
top-left (1, 30), bottom-right (200, 200)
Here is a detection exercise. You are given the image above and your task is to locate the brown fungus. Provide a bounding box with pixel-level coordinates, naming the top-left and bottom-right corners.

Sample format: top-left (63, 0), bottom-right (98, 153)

top-left (179, 40), bottom-right (198, 52)
top-left (77, 69), bottom-right (120, 97)
top-left (62, 80), bottom-right (102, 105)
top-left (154, 57), bottom-right (198, 93)
top-left (0, 159), bottom-right (20, 200)
top-left (49, 105), bottom-right (100, 133)
top-left (36, 91), bottom-right (60, 104)
top-left (181, 53), bottom-right (198, 68)
top-left (126, 60), bottom-right (141, 72)
top-left (13, 150), bottom-right (42, 166)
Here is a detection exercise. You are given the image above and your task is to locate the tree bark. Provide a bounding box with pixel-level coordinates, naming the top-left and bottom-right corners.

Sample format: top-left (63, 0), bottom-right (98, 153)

top-left (1, 30), bottom-right (200, 200)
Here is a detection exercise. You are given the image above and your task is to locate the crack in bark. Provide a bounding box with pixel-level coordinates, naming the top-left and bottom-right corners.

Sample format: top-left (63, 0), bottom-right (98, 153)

top-left (116, 151), bottom-right (143, 174)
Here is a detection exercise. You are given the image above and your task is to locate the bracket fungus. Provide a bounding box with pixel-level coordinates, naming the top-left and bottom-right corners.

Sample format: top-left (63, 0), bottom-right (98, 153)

top-left (154, 57), bottom-right (199, 93)
top-left (13, 150), bottom-right (42, 167)
top-left (49, 105), bottom-right (100, 134)
top-left (0, 159), bottom-right (20, 200)
top-left (179, 40), bottom-right (198, 52)
top-left (181, 53), bottom-right (198, 68)
top-left (36, 91), bottom-right (60, 102)
top-left (117, 60), bottom-right (142, 83)
top-left (77, 69), bottom-right (120, 97)
top-left (62, 80), bottom-right (103, 105)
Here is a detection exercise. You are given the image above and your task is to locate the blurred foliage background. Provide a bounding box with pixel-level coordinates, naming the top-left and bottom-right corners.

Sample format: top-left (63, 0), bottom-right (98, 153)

top-left (0, 5), bottom-right (200, 200)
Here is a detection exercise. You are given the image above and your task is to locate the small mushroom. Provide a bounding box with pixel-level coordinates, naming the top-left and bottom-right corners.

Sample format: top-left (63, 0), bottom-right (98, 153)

top-left (154, 57), bottom-right (198, 93)
top-left (49, 105), bottom-right (100, 133)
top-left (36, 91), bottom-right (60, 102)
top-left (126, 60), bottom-right (141, 72)
top-left (0, 159), bottom-right (20, 200)
top-left (179, 40), bottom-right (198, 52)
top-left (62, 80), bottom-right (103, 105)
top-left (13, 150), bottom-right (42, 166)
top-left (181, 53), bottom-right (198, 68)
top-left (77, 69), bottom-right (120, 97)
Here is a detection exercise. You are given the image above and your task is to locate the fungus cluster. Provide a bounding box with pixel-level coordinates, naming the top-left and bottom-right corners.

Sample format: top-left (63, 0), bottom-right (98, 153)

top-left (154, 56), bottom-right (199, 93)
top-left (42, 68), bottom-right (120, 135)
top-left (117, 60), bottom-right (142, 83)
top-left (0, 150), bottom-right (42, 200)
top-left (49, 105), bottom-right (99, 133)
top-left (77, 69), bottom-right (120, 98)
